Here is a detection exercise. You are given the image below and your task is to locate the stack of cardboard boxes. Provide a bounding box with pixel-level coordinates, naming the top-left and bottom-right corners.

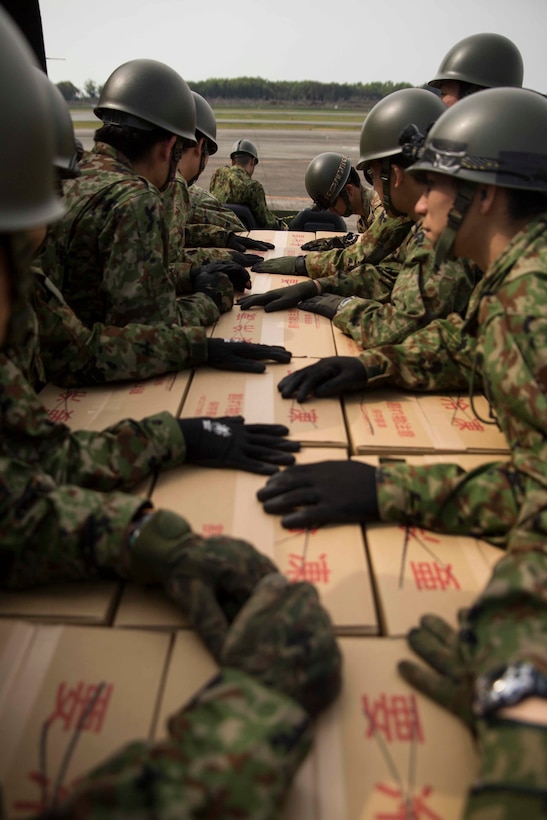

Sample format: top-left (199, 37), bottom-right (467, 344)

top-left (1, 232), bottom-right (510, 818)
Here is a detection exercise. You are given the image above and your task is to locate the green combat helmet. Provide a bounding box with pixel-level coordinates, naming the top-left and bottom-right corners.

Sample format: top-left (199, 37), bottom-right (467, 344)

top-left (304, 152), bottom-right (352, 210)
top-left (407, 87), bottom-right (547, 265)
top-left (192, 91), bottom-right (218, 155)
top-left (428, 33), bottom-right (524, 94)
top-left (0, 9), bottom-right (63, 232)
top-left (94, 58), bottom-right (197, 142)
top-left (356, 88), bottom-right (445, 216)
top-left (230, 138), bottom-right (259, 164)
top-left (34, 69), bottom-right (80, 180)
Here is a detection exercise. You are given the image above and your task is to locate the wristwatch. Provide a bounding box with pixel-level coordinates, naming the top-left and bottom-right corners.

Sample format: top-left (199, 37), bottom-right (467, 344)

top-left (473, 662), bottom-right (547, 717)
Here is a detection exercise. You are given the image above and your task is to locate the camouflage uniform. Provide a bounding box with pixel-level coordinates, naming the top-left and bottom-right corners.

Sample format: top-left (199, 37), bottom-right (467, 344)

top-left (209, 165), bottom-right (288, 231)
top-left (370, 213), bottom-right (547, 553)
top-left (163, 172), bottom-right (237, 271)
top-left (8, 267), bottom-right (211, 389)
top-left (356, 186), bottom-right (382, 233)
top-left (40, 143), bottom-right (220, 328)
top-left (323, 223), bottom-right (481, 348)
top-left (26, 669), bottom-right (312, 820)
top-left (188, 184), bottom-right (246, 232)
top-left (303, 209), bottom-right (414, 279)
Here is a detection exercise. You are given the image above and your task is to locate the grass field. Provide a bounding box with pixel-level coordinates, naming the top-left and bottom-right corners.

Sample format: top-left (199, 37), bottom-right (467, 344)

top-left (71, 105), bottom-right (369, 131)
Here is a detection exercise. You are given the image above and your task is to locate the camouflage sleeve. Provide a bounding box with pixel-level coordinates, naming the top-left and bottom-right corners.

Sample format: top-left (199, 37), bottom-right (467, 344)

top-left (1, 355), bottom-right (187, 492)
top-left (331, 246), bottom-right (478, 349)
top-left (33, 274), bottom-right (209, 387)
top-left (189, 185), bottom-right (246, 232)
top-left (463, 546), bottom-right (547, 817)
top-left (46, 669), bottom-right (312, 820)
top-left (184, 222), bottom-right (231, 248)
top-left (0, 455), bottom-right (145, 588)
top-left (304, 214), bottom-right (414, 279)
top-left (356, 313), bottom-right (475, 391)
top-left (247, 180), bottom-right (288, 231)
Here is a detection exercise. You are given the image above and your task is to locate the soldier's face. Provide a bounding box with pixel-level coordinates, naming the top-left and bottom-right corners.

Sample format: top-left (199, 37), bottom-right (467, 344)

top-left (415, 172), bottom-right (458, 244)
top-left (439, 81), bottom-right (462, 108)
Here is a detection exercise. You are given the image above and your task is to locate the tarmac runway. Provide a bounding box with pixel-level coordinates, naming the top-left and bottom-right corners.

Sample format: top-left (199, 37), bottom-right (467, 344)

top-left (74, 124), bottom-right (364, 223)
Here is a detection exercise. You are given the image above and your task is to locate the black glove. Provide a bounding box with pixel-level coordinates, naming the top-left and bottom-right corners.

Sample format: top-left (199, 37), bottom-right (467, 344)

top-left (196, 260), bottom-right (251, 292)
top-left (250, 256), bottom-right (308, 275)
top-left (278, 356), bottom-right (367, 402)
top-left (228, 251), bottom-right (264, 268)
top-left (178, 415), bottom-right (300, 474)
top-left (206, 339), bottom-right (292, 373)
top-left (257, 460), bottom-right (379, 528)
top-left (300, 232), bottom-right (359, 252)
top-left (237, 280), bottom-right (318, 312)
top-left (190, 267), bottom-right (234, 313)
top-left (227, 233), bottom-right (275, 252)
top-left (298, 294), bottom-right (355, 320)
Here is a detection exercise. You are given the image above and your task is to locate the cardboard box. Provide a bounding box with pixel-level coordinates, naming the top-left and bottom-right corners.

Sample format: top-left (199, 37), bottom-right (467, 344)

top-left (345, 388), bottom-right (510, 455)
top-left (155, 633), bottom-right (478, 819)
top-left (180, 363), bottom-right (348, 447)
top-left (246, 230), bottom-right (314, 258)
top-left (115, 448), bottom-right (378, 635)
top-left (0, 623), bottom-right (171, 818)
top-left (214, 280), bottom-right (337, 358)
top-left (0, 581), bottom-right (121, 626)
top-left (356, 454), bottom-right (507, 635)
top-left (38, 371), bottom-right (191, 432)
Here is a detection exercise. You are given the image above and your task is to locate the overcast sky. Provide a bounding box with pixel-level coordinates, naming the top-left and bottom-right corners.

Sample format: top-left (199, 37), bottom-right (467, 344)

top-left (40, 0), bottom-right (546, 94)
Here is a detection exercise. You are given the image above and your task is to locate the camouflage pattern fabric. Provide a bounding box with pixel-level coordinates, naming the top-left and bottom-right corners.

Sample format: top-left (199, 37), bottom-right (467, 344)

top-left (209, 165), bottom-right (289, 231)
top-left (40, 143), bottom-right (219, 328)
top-left (356, 186), bottom-right (382, 233)
top-left (32, 668), bottom-right (312, 820)
top-left (9, 267), bottom-right (210, 389)
top-left (328, 223), bottom-right (481, 348)
top-left (400, 547), bottom-right (547, 818)
top-left (188, 184), bottom-right (246, 232)
top-left (162, 173), bottom-right (236, 280)
top-left (0, 351), bottom-right (188, 587)
top-left (374, 213), bottom-right (547, 553)
top-left (303, 209), bottom-right (414, 279)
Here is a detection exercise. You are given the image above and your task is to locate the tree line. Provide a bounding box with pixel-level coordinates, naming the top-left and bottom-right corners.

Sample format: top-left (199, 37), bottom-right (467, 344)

top-left (56, 76), bottom-right (413, 106)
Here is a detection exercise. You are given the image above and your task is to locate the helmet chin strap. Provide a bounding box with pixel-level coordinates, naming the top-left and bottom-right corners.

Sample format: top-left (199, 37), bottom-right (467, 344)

top-left (160, 138), bottom-right (185, 192)
top-left (380, 159), bottom-right (406, 218)
top-left (433, 180), bottom-right (476, 268)
top-left (187, 144), bottom-right (209, 187)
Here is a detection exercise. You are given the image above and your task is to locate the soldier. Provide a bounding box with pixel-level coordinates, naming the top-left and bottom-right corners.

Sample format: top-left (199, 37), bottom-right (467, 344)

top-left (22, 74), bottom-right (293, 388)
top-left (39, 59), bottom-right (250, 328)
top-left (239, 88), bottom-right (480, 351)
top-left (261, 87), bottom-right (547, 553)
top-left (209, 138), bottom-right (289, 230)
top-left (428, 32), bottom-right (524, 108)
top-left (0, 17), bottom-right (341, 817)
top-left (167, 92), bottom-right (275, 267)
top-left (303, 150), bottom-right (380, 238)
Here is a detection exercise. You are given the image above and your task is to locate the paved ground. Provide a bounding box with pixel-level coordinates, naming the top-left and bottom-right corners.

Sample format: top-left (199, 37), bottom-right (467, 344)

top-left (74, 124), bottom-right (363, 228)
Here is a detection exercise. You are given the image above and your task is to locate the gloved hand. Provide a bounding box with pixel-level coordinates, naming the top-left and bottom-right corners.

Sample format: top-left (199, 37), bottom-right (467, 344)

top-left (298, 294), bottom-right (355, 320)
top-left (228, 251), bottom-right (264, 268)
top-left (195, 260), bottom-right (251, 292)
top-left (257, 459), bottom-right (379, 529)
top-left (237, 280), bottom-right (318, 312)
top-left (206, 338), bottom-right (291, 373)
top-left (300, 232), bottom-right (359, 252)
top-left (277, 356), bottom-right (367, 402)
top-left (178, 415), bottom-right (300, 474)
top-left (128, 509), bottom-right (278, 658)
top-left (251, 256), bottom-right (308, 275)
top-left (221, 572), bottom-right (342, 717)
top-left (190, 267), bottom-right (234, 314)
top-left (397, 612), bottom-right (476, 730)
top-left (227, 233), bottom-right (275, 252)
